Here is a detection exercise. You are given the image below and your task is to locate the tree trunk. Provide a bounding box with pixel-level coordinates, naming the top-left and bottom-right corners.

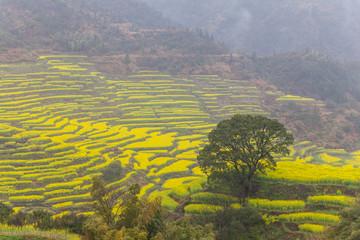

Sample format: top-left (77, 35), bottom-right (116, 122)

top-left (246, 174), bottom-right (254, 198)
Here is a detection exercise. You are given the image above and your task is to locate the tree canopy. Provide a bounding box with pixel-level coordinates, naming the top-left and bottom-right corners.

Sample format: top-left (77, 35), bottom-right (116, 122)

top-left (88, 176), bottom-right (215, 239)
top-left (197, 114), bottom-right (294, 201)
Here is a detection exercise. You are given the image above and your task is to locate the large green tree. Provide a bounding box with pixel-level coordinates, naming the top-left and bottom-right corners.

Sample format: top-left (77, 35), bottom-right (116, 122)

top-left (197, 114), bottom-right (294, 201)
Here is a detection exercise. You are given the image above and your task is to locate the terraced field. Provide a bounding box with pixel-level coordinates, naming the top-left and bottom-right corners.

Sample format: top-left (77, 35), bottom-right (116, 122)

top-left (0, 55), bottom-right (271, 213)
top-left (185, 140), bottom-right (360, 234)
top-left (0, 55), bottom-right (358, 234)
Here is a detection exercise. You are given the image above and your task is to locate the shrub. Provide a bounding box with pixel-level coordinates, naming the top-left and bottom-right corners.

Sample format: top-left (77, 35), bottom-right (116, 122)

top-left (0, 202), bottom-right (13, 224)
top-left (214, 207), bottom-right (264, 240)
top-left (100, 161), bottom-right (123, 183)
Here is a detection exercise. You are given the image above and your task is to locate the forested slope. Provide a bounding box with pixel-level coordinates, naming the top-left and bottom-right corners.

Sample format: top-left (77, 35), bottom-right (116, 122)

top-left (0, 0), bottom-right (227, 56)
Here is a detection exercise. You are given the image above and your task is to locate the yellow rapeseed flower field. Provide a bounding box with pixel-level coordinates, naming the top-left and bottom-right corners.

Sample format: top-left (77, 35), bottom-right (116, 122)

top-left (0, 55), bottom-right (358, 225)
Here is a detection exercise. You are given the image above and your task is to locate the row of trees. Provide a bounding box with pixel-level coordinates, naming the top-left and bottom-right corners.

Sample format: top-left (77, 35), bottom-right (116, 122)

top-left (0, 178), bottom-right (216, 240)
top-left (87, 175), bottom-right (267, 240)
top-left (0, 175), bottom-right (264, 240)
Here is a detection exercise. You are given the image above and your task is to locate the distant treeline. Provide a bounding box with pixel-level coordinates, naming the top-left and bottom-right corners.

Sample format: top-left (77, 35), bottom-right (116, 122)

top-left (253, 50), bottom-right (351, 103)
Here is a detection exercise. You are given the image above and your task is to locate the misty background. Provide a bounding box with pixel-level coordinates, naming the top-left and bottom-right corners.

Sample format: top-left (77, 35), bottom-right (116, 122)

top-left (145, 0), bottom-right (360, 60)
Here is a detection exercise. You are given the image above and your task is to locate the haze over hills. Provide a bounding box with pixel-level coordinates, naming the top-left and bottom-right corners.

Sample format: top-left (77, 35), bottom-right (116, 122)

top-left (0, 0), bottom-right (226, 57)
top-left (145, 0), bottom-right (360, 60)
top-left (1, 1), bottom-right (360, 239)
top-left (0, 0), bottom-right (360, 150)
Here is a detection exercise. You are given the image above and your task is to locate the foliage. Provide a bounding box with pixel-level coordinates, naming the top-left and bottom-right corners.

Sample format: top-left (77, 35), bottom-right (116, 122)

top-left (52, 212), bottom-right (87, 235)
top-left (8, 211), bottom-right (27, 227)
top-left (91, 176), bottom-right (126, 228)
top-left (59, 31), bottom-right (99, 52)
top-left (28, 209), bottom-right (54, 230)
top-left (0, 0), bottom-right (228, 58)
top-left (115, 184), bottom-right (141, 229)
top-left (213, 206), bottom-right (264, 240)
top-left (82, 216), bottom-right (106, 240)
top-left (145, 208), bottom-right (165, 239)
top-left (197, 114), bottom-right (293, 201)
top-left (124, 53), bottom-right (131, 65)
top-left (343, 61), bottom-right (360, 101)
top-left (160, 217), bottom-right (215, 240)
top-left (88, 177), bottom-right (165, 239)
top-left (0, 202), bottom-right (13, 224)
top-left (326, 201), bottom-right (360, 239)
top-left (100, 160), bottom-right (123, 183)
top-left (254, 51), bottom-right (348, 103)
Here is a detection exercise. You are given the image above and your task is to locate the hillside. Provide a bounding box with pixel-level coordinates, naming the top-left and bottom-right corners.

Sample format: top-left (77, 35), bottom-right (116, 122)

top-left (145, 0), bottom-right (360, 60)
top-left (0, 55), bottom-right (358, 239)
top-left (0, 0), bottom-right (359, 161)
top-left (0, 0), bottom-right (227, 57)
top-left (0, 55), bottom-right (270, 212)
top-left (253, 51), bottom-right (348, 104)
top-left (1, 1), bottom-right (360, 239)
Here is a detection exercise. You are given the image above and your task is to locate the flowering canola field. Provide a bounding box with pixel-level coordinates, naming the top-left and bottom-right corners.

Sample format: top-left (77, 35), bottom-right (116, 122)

top-left (0, 55), bottom-right (271, 214)
top-left (0, 55), bottom-right (358, 235)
